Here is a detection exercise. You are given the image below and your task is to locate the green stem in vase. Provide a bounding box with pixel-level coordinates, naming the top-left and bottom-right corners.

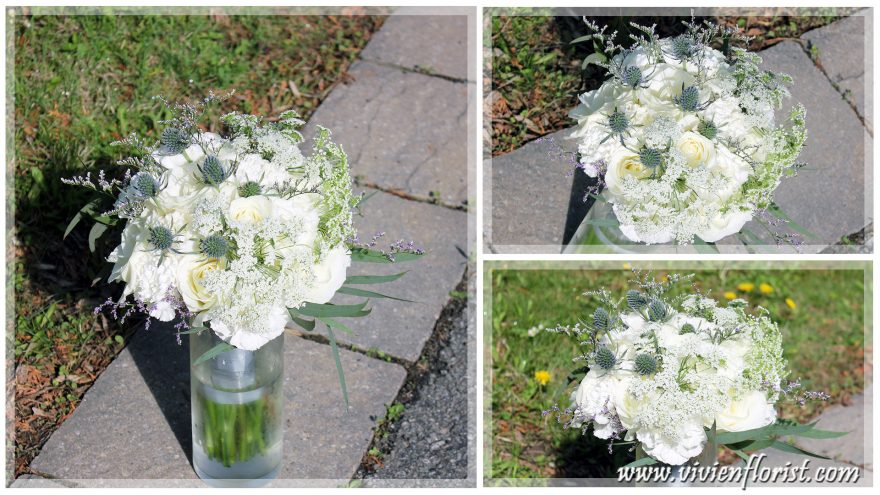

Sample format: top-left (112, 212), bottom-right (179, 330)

top-left (198, 391), bottom-right (270, 467)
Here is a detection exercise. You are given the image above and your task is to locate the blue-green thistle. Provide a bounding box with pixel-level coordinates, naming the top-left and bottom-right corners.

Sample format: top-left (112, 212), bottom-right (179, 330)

top-left (594, 347), bottom-right (616, 370)
top-left (592, 307), bottom-right (609, 331)
top-left (634, 353), bottom-right (658, 375)
top-left (160, 127), bottom-right (189, 154)
top-left (622, 66), bottom-right (644, 88)
top-left (131, 173), bottom-right (159, 198)
top-left (670, 35), bottom-right (695, 61)
top-left (638, 147), bottom-right (663, 170)
top-left (626, 290), bottom-right (647, 311)
top-left (697, 119), bottom-right (718, 140)
top-left (648, 300), bottom-right (668, 322)
top-left (608, 109), bottom-right (629, 134)
top-left (238, 181), bottom-right (262, 198)
top-left (148, 226), bottom-right (174, 251)
top-left (675, 85), bottom-right (701, 112)
top-left (200, 234), bottom-right (230, 259)
top-left (200, 156), bottom-right (228, 186)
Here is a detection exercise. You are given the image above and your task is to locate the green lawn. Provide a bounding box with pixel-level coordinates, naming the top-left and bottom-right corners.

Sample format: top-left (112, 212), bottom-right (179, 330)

top-left (11, 11), bottom-right (384, 477)
top-left (486, 11), bottom-right (856, 156)
top-left (488, 265), bottom-right (868, 479)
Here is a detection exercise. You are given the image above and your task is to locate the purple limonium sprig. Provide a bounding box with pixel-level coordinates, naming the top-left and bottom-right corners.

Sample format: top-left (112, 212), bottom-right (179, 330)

top-left (756, 208), bottom-right (805, 252)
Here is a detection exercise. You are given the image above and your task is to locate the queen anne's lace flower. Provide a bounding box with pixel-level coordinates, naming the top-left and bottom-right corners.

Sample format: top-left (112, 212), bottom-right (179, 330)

top-left (571, 21), bottom-right (806, 245)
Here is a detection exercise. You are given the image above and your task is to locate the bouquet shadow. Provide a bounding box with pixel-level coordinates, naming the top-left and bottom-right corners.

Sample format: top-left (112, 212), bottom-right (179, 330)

top-left (127, 324), bottom-right (194, 466)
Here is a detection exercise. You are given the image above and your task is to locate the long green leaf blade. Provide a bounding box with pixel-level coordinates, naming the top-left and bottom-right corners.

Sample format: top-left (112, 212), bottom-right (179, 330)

top-left (192, 341), bottom-right (235, 367)
top-left (336, 286), bottom-right (415, 303)
top-left (622, 456), bottom-right (658, 468)
top-left (287, 308), bottom-right (316, 331)
top-left (297, 301), bottom-right (371, 318)
top-left (324, 321), bottom-right (350, 410)
top-left (769, 440), bottom-right (830, 459)
top-left (343, 271), bottom-right (408, 285)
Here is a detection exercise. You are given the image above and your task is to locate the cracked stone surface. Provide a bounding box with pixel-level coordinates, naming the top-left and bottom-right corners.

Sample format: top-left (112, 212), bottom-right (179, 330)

top-left (303, 60), bottom-right (469, 206)
top-left (803, 10), bottom-right (873, 129)
top-left (331, 189), bottom-right (467, 362)
top-left (359, 13), bottom-right (471, 81)
top-left (26, 328), bottom-right (405, 487)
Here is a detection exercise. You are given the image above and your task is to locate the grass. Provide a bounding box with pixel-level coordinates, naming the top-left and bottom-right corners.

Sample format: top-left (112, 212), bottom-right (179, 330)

top-left (488, 266), bottom-right (868, 479)
top-left (486, 11), bottom-right (858, 156)
top-left (11, 11), bottom-right (384, 477)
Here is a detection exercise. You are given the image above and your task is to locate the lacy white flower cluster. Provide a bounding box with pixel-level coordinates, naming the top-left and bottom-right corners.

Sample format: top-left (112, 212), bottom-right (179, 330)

top-left (571, 19), bottom-right (806, 244)
top-left (555, 283), bottom-right (787, 465)
top-left (98, 107), bottom-right (358, 350)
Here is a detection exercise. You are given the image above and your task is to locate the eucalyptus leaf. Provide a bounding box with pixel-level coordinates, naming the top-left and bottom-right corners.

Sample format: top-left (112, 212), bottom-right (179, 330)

top-left (88, 222), bottom-right (108, 253)
top-left (318, 316), bottom-right (354, 336)
top-left (287, 308), bottom-right (316, 331)
top-left (622, 456), bottom-right (658, 469)
top-left (770, 440), bottom-right (830, 459)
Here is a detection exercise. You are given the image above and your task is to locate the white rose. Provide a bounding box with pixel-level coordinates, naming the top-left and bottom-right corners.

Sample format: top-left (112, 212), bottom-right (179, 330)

top-left (269, 195), bottom-right (321, 248)
top-left (698, 209), bottom-right (753, 243)
top-left (648, 64), bottom-right (697, 101)
top-left (304, 245), bottom-right (351, 304)
top-left (714, 390), bottom-right (777, 432)
top-left (229, 195), bottom-right (272, 224)
top-left (177, 256), bottom-right (225, 313)
top-left (675, 131), bottom-right (715, 168)
top-left (604, 150), bottom-right (653, 196)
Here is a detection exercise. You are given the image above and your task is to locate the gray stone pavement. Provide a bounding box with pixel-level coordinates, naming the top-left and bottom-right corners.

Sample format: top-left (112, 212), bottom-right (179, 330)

top-left (486, 14), bottom-right (873, 253)
top-left (803, 10), bottom-right (873, 131)
top-left (15, 9), bottom-right (472, 487)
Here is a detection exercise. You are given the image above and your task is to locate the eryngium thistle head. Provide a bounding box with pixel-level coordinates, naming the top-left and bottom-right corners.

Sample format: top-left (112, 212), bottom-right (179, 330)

top-left (679, 322), bottom-right (696, 335)
top-left (638, 147), bottom-right (663, 170)
top-left (160, 127), bottom-right (189, 154)
top-left (622, 66), bottom-right (643, 88)
top-left (648, 300), bottom-right (668, 322)
top-left (200, 156), bottom-right (227, 185)
top-left (671, 35), bottom-right (695, 60)
top-left (148, 226), bottom-right (174, 251)
top-left (626, 290), bottom-right (647, 311)
top-left (608, 109), bottom-right (629, 134)
top-left (634, 353), bottom-right (658, 375)
top-left (594, 346), bottom-right (616, 370)
top-left (131, 173), bottom-right (158, 197)
top-left (238, 181), bottom-right (262, 198)
top-left (200, 234), bottom-right (229, 259)
top-left (675, 85), bottom-right (701, 112)
top-left (697, 119), bottom-right (718, 140)
top-left (593, 307), bottom-right (609, 331)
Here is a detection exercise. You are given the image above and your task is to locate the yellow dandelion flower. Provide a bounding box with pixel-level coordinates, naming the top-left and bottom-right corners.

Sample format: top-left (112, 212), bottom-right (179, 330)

top-left (759, 283), bottom-right (773, 294)
top-left (785, 298), bottom-right (797, 310)
top-left (724, 291), bottom-right (736, 300)
top-left (737, 282), bottom-right (755, 293)
top-left (622, 262), bottom-right (632, 270)
top-left (534, 370), bottom-right (551, 386)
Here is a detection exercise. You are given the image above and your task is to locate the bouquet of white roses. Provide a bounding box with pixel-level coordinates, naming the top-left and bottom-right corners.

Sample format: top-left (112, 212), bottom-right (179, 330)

top-left (65, 91), bottom-right (422, 384)
top-left (570, 17), bottom-right (807, 245)
top-left (546, 273), bottom-right (841, 467)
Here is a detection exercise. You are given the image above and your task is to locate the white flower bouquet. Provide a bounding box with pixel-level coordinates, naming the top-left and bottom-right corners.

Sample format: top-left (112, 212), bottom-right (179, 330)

top-left (64, 92), bottom-right (423, 481)
top-left (545, 273), bottom-right (842, 468)
top-left (569, 17), bottom-right (807, 246)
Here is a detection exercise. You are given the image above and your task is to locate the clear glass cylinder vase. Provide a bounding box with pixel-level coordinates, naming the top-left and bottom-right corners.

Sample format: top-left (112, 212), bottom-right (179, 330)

top-left (190, 330), bottom-right (284, 487)
top-left (563, 195), bottom-right (639, 254)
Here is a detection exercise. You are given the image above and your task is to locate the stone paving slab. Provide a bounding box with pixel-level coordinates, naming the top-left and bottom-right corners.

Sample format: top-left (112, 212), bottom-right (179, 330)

top-left (27, 327), bottom-right (405, 486)
top-left (803, 11), bottom-right (873, 129)
top-left (303, 60), bottom-right (469, 206)
top-left (329, 189), bottom-right (467, 362)
top-left (740, 41), bottom-right (872, 251)
top-left (488, 128), bottom-right (583, 251)
top-left (359, 13), bottom-right (471, 81)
